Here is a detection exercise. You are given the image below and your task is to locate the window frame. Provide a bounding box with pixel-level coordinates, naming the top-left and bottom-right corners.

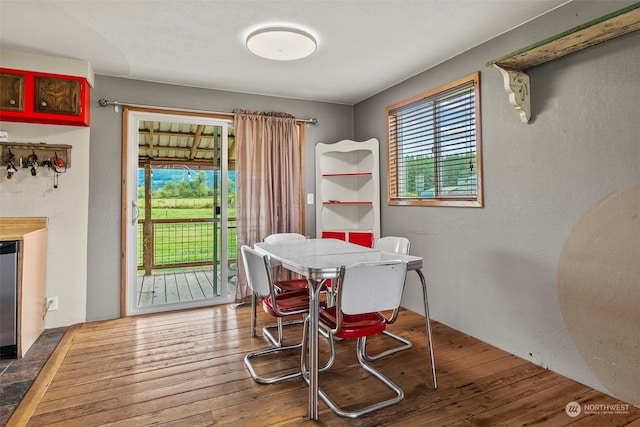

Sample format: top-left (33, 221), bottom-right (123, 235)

top-left (386, 72), bottom-right (483, 207)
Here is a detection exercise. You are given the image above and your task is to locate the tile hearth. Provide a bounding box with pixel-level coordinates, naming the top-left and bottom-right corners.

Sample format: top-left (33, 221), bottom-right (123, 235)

top-left (0, 327), bottom-right (67, 425)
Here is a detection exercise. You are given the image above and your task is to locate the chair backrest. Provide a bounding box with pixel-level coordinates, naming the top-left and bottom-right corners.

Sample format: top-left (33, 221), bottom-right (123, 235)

top-left (240, 245), bottom-right (274, 298)
top-left (264, 233), bottom-right (306, 243)
top-left (337, 260), bottom-right (408, 315)
top-left (373, 236), bottom-right (410, 255)
top-left (263, 233), bottom-right (306, 269)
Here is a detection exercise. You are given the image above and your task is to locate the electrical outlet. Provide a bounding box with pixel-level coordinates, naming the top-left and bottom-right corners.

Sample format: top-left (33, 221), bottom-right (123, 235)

top-left (306, 193), bottom-right (314, 205)
top-left (0, 131), bottom-right (8, 141)
top-left (46, 296), bottom-right (59, 311)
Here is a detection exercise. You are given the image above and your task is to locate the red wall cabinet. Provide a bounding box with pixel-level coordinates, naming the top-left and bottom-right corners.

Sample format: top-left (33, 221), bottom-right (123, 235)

top-left (0, 68), bottom-right (90, 127)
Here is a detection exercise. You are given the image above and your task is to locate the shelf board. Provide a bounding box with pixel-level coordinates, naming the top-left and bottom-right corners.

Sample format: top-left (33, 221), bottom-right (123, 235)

top-left (487, 3), bottom-right (640, 123)
top-left (323, 201), bottom-right (372, 205)
top-left (487, 3), bottom-right (640, 70)
top-left (1, 142), bottom-right (72, 168)
top-left (322, 172), bottom-right (372, 177)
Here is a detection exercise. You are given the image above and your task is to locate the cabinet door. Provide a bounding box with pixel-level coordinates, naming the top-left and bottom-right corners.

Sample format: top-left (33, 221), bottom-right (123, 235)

top-left (348, 231), bottom-right (373, 248)
top-left (322, 231), bottom-right (346, 241)
top-left (19, 228), bottom-right (47, 358)
top-left (0, 72), bottom-right (25, 112)
top-left (34, 76), bottom-right (81, 116)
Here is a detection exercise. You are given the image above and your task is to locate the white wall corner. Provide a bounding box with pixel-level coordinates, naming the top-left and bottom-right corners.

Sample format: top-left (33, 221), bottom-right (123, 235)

top-left (0, 49), bottom-right (95, 87)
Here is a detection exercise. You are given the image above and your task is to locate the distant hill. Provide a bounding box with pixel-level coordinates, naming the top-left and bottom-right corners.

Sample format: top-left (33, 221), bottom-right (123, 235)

top-left (138, 168), bottom-right (236, 191)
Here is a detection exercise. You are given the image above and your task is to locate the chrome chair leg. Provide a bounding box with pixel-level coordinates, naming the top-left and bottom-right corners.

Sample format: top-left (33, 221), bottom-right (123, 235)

top-left (247, 314), bottom-right (333, 386)
top-left (362, 330), bottom-right (413, 361)
top-left (301, 330), bottom-right (404, 418)
top-left (300, 315), bottom-right (336, 375)
top-left (244, 340), bottom-right (304, 384)
top-left (262, 317), bottom-right (305, 347)
top-left (253, 291), bottom-right (305, 348)
top-left (300, 316), bottom-right (402, 419)
top-left (251, 292), bottom-right (257, 337)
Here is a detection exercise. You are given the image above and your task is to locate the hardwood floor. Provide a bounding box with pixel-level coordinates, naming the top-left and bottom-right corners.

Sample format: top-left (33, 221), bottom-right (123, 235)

top-left (8, 305), bottom-right (639, 426)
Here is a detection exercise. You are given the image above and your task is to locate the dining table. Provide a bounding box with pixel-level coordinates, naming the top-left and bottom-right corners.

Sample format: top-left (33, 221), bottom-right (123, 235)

top-left (253, 238), bottom-right (436, 420)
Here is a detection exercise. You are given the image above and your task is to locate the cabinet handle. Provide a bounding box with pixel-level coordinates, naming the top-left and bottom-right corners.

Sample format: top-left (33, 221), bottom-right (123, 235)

top-left (41, 101), bottom-right (48, 107)
top-left (9, 99), bottom-right (16, 105)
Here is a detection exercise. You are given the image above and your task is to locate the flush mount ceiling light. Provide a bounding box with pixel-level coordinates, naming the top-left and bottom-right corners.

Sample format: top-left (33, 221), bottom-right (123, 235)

top-left (246, 27), bottom-right (317, 61)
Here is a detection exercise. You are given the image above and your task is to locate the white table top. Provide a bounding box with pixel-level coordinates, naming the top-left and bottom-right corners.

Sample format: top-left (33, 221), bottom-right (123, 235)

top-left (254, 238), bottom-right (423, 281)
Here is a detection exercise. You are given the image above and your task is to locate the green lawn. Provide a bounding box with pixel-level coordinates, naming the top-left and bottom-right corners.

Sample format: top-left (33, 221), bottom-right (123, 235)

top-left (138, 198), bottom-right (236, 219)
top-left (137, 198), bottom-right (237, 268)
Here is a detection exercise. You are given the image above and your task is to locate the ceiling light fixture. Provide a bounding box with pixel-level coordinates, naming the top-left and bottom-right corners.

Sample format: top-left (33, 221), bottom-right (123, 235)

top-left (246, 27), bottom-right (317, 61)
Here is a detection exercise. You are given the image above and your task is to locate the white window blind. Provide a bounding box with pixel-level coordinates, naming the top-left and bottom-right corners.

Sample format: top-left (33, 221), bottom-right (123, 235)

top-left (387, 73), bottom-right (482, 207)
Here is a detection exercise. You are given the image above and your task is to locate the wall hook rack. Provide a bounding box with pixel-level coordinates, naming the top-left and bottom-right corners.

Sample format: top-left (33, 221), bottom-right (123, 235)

top-left (1, 142), bottom-right (72, 174)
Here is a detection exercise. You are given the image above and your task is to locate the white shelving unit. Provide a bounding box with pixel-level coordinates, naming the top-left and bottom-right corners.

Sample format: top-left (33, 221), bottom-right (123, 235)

top-left (315, 138), bottom-right (380, 247)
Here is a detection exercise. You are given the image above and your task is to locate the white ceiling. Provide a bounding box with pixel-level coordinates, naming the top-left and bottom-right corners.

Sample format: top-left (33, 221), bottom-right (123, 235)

top-left (0, 0), bottom-right (570, 105)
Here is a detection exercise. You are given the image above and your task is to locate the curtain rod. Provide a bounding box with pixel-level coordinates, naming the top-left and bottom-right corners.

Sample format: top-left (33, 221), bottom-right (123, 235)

top-left (97, 98), bottom-right (318, 125)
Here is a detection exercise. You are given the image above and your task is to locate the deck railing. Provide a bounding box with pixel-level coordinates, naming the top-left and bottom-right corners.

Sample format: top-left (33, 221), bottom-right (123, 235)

top-left (137, 217), bottom-right (237, 274)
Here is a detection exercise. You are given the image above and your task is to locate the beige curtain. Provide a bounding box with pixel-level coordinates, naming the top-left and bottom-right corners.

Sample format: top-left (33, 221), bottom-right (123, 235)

top-left (234, 110), bottom-right (302, 302)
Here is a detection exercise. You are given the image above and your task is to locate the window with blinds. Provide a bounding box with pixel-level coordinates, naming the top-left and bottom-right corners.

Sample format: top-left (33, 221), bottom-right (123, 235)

top-left (386, 72), bottom-right (483, 207)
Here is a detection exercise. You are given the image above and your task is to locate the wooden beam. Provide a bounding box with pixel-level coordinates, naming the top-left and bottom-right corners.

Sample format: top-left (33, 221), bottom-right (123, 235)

top-left (228, 139), bottom-right (235, 165)
top-left (188, 125), bottom-right (204, 160)
top-left (137, 145), bottom-right (216, 154)
top-left (138, 129), bottom-right (214, 138)
top-left (138, 128), bottom-right (234, 142)
top-left (136, 157), bottom-right (235, 170)
top-left (143, 162), bottom-right (153, 275)
top-left (148, 123), bottom-right (155, 158)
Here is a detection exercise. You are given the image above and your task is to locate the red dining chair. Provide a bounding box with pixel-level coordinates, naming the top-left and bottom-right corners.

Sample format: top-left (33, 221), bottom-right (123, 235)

top-left (241, 245), bottom-right (310, 384)
top-left (263, 233), bottom-right (309, 293)
top-left (301, 259), bottom-right (408, 418)
top-left (364, 236), bottom-right (413, 360)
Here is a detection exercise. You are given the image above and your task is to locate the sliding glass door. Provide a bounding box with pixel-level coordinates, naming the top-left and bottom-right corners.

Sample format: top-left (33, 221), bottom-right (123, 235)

top-left (124, 109), bottom-right (236, 315)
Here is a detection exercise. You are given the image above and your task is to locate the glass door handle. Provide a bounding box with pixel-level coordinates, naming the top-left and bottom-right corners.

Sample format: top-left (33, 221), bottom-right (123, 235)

top-left (132, 201), bottom-right (140, 224)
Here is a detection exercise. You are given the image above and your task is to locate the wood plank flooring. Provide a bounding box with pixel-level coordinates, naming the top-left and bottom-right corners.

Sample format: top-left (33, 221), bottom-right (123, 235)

top-left (136, 268), bottom-right (237, 307)
top-left (8, 306), bottom-right (639, 426)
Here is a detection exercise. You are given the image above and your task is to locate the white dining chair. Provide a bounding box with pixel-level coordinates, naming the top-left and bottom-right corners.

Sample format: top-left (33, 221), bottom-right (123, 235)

top-left (263, 233), bottom-right (309, 291)
top-left (241, 245), bottom-right (309, 384)
top-left (263, 233), bottom-right (308, 291)
top-left (246, 233), bottom-right (307, 345)
top-left (364, 236), bottom-right (413, 360)
top-left (374, 236), bottom-right (410, 255)
top-left (300, 259), bottom-right (409, 418)
top-left (263, 232), bottom-right (306, 244)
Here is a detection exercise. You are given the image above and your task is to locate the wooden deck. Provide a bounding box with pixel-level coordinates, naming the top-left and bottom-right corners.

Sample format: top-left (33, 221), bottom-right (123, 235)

top-left (9, 306), bottom-right (640, 426)
top-left (136, 268), bottom-right (237, 306)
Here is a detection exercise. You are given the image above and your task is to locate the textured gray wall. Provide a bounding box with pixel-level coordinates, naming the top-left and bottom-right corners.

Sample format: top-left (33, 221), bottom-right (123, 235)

top-left (354, 1), bottom-right (639, 403)
top-left (87, 76), bottom-right (353, 321)
top-left (86, 1), bottom-right (639, 404)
